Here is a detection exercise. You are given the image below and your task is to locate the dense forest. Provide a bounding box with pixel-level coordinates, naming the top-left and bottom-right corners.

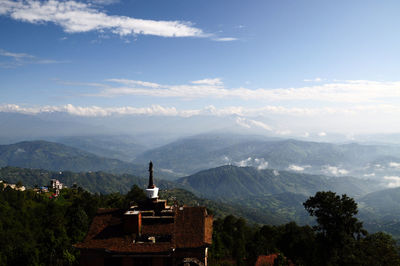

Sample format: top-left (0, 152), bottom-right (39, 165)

top-left (1, 182), bottom-right (399, 266)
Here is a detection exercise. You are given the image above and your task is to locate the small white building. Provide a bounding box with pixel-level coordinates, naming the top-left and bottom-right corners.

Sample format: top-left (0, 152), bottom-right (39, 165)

top-left (50, 179), bottom-right (64, 190)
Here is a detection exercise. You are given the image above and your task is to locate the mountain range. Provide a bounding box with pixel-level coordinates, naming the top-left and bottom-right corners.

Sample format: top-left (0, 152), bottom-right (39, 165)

top-left (1, 135), bottom-right (400, 237)
top-left (135, 134), bottom-right (400, 182)
top-left (0, 140), bottom-right (174, 180)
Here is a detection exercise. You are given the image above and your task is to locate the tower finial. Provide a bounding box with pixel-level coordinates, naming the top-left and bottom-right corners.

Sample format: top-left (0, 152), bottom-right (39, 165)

top-left (148, 161), bottom-right (155, 189)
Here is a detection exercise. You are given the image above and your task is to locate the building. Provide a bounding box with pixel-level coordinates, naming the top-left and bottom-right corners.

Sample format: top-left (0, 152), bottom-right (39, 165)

top-left (50, 179), bottom-right (64, 190)
top-left (75, 162), bottom-right (213, 266)
top-left (0, 180), bottom-right (26, 191)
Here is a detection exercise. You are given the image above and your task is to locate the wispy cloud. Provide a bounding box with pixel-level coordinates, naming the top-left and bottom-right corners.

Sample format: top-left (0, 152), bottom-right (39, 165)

top-left (213, 37), bottom-right (238, 42)
top-left (0, 49), bottom-right (34, 59)
top-left (0, 48), bottom-right (64, 68)
top-left (106, 79), bottom-right (161, 88)
top-left (88, 0), bottom-right (120, 5)
top-left (323, 165), bottom-right (349, 176)
top-left (0, 103), bottom-right (185, 117)
top-left (288, 164), bottom-right (311, 172)
top-left (0, 0), bottom-right (206, 38)
top-left (384, 176), bottom-right (400, 188)
top-left (389, 162), bottom-right (400, 169)
top-left (235, 157), bottom-right (269, 170)
top-left (92, 78), bottom-right (400, 104)
top-left (235, 117), bottom-right (272, 132)
top-left (191, 78), bottom-right (223, 86)
top-left (304, 77), bottom-right (325, 82)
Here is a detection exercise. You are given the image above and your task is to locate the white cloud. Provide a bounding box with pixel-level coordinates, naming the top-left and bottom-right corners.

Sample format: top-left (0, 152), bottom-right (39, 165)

top-left (0, 103), bottom-right (184, 117)
top-left (273, 170), bottom-right (280, 176)
top-left (254, 158), bottom-right (269, 170)
top-left (191, 78), bottom-right (223, 86)
top-left (235, 117), bottom-right (272, 131)
top-left (235, 157), bottom-right (269, 170)
top-left (0, 0), bottom-right (206, 38)
top-left (213, 37), bottom-right (238, 42)
top-left (107, 79), bottom-right (161, 88)
top-left (384, 176), bottom-right (400, 188)
top-left (323, 165), bottom-right (349, 176)
top-left (160, 168), bottom-right (174, 174)
top-left (237, 157), bottom-right (252, 167)
top-left (89, 78), bottom-right (400, 105)
top-left (288, 164), bottom-right (311, 172)
top-left (389, 162), bottom-right (400, 169)
top-left (0, 49), bottom-right (34, 59)
top-left (363, 173), bottom-right (375, 177)
top-left (304, 77), bottom-right (324, 82)
top-left (318, 132), bottom-right (327, 137)
top-left (89, 0), bottom-right (120, 5)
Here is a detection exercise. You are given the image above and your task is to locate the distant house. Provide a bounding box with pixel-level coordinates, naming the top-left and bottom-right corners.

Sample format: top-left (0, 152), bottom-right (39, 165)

top-left (0, 180), bottom-right (26, 191)
top-left (37, 186), bottom-right (49, 193)
top-left (74, 162), bottom-right (213, 266)
top-left (50, 179), bottom-right (64, 190)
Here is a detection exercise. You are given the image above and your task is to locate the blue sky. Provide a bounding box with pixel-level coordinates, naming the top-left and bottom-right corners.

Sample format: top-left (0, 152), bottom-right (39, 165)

top-left (1, 0), bottom-right (400, 136)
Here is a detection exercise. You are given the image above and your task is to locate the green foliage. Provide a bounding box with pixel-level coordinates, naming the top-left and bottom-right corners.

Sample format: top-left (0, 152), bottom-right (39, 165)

top-left (0, 166), bottom-right (176, 194)
top-left (0, 184), bottom-right (129, 266)
top-left (177, 165), bottom-right (372, 201)
top-left (303, 191), bottom-right (365, 241)
top-left (210, 192), bottom-right (400, 266)
top-left (124, 184), bottom-right (147, 207)
top-left (1, 172), bottom-right (399, 266)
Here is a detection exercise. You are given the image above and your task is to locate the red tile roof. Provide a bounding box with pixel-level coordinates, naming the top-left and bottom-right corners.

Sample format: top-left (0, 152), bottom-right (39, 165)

top-left (74, 206), bottom-right (212, 254)
top-left (255, 254), bottom-right (278, 266)
top-left (255, 254), bottom-right (295, 266)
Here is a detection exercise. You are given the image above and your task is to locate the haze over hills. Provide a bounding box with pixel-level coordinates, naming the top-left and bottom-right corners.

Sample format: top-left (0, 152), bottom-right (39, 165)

top-left (177, 165), bottom-right (377, 201)
top-left (175, 165), bottom-right (378, 224)
top-left (135, 134), bottom-right (400, 183)
top-left (176, 165), bottom-right (400, 233)
top-left (0, 140), bottom-right (175, 180)
top-left (52, 135), bottom-right (148, 162)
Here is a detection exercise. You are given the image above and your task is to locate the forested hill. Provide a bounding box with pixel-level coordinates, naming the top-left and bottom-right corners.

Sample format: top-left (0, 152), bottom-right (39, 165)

top-left (0, 166), bottom-right (176, 194)
top-left (0, 140), bottom-right (172, 179)
top-left (177, 165), bottom-right (376, 200)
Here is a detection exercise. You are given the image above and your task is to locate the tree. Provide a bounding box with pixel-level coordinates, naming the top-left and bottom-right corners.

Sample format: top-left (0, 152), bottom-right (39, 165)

top-left (303, 191), bottom-right (366, 265)
top-left (16, 181), bottom-right (23, 188)
top-left (124, 185), bottom-right (147, 207)
top-left (357, 232), bottom-right (400, 266)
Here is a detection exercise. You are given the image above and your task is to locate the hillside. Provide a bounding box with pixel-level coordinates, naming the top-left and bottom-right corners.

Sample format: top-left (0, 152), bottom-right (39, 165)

top-left (134, 134), bottom-right (278, 175)
top-left (0, 140), bottom-right (175, 179)
top-left (177, 165), bottom-right (375, 200)
top-left (176, 165), bottom-right (380, 225)
top-left (134, 134), bottom-right (400, 181)
top-left (0, 166), bottom-right (176, 194)
top-left (53, 135), bottom-right (147, 162)
top-left (159, 188), bottom-right (286, 225)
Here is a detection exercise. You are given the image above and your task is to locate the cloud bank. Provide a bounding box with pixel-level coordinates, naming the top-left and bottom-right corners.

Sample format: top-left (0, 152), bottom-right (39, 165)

top-left (97, 78), bottom-right (400, 104)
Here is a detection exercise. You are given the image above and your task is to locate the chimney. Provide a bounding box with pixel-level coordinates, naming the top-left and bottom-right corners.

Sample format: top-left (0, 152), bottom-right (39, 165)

top-left (123, 210), bottom-right (142, 236)
top-left (146, 161), bottom-right (159, 199)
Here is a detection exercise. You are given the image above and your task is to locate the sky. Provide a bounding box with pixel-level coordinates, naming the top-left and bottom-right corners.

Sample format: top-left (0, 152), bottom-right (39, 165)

top-left (1, 0), bottom-right (400, 138)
